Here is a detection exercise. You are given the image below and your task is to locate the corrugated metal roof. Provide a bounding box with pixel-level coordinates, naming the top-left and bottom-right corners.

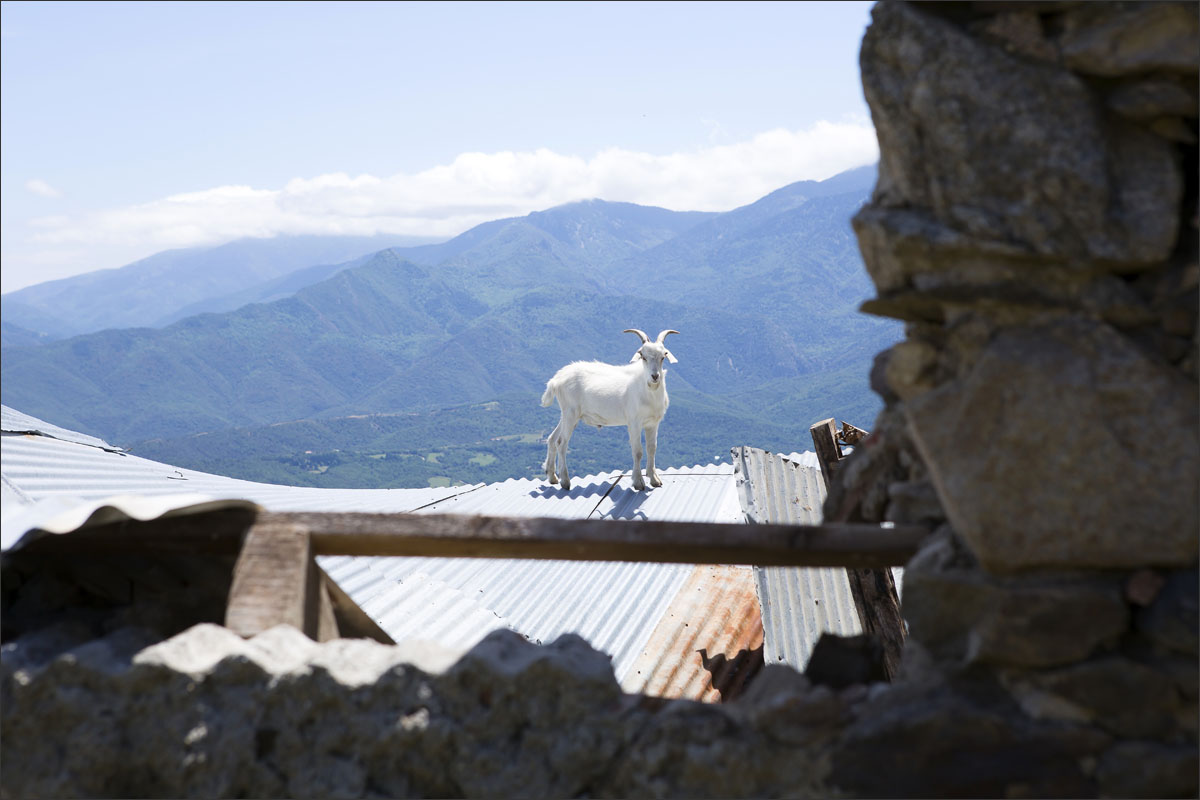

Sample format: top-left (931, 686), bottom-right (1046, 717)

top-left (314, 463), bottom-right (744, 688)
top-left (0, 424), bottom-right (481, 533)
top-left (624, 563), bottom-right (763, 701)
top-left (1, 406), bottom-right (118, 450)
top-left (1, 405), bottom-right (751, 701)
top-left (732, 446), bottom-right (903, 671)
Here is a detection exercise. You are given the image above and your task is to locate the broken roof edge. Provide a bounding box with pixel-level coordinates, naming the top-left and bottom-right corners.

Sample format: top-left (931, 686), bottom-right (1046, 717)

top-left (1, 493), bottom-right (263, 553)
top-left (1, 405), bottom-right (123, 452)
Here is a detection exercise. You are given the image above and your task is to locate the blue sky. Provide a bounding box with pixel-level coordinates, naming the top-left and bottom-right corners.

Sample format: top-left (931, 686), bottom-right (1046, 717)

top-left (1, 1), bottom-right (877, 293)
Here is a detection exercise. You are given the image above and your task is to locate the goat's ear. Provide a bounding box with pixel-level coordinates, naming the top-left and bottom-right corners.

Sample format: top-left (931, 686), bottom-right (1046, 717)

top-left (665, 350), bottom-right (678, 364)
top-left (630, 351), bottom-right (644, 363)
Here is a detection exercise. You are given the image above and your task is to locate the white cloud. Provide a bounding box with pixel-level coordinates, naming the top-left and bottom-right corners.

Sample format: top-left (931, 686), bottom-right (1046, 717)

top-left (25, 119), bottom-right (878, 256)
top-left (25, 178), bottom-right (61, 198)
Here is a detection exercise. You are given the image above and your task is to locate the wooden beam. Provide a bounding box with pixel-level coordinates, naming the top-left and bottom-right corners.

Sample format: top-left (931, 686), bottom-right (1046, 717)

top-left (225, 520), bottom-right (323, 640)
top-left (844, 567), bottom-right (906, 681)
top-left (317, 564), bottom-right (396, 644)
top-left (262, 511), bottom-right (928, 568)
top-left (839, 421), bottom-right (870, 446)
top-left (810, 418), bottom-right (843, 491)
top-left (313, 557), bottom-right (338, 643)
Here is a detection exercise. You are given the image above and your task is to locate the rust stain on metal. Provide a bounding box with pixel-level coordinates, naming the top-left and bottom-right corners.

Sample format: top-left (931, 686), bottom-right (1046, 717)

top-left (623, 563), bottom-right (764, 703)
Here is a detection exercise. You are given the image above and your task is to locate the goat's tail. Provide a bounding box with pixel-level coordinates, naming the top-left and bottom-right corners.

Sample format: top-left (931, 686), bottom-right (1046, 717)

top-left (540, 380), bottom-right (557, 408)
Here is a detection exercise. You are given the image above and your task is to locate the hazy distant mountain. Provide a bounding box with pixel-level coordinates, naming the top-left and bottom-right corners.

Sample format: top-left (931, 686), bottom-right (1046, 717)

top-left (609, 165), bottom-right (878, 312)
top-left (603, 164), bottom-right (892, 367)
top-left (393, 200), bottom-right (716, 305)
top-left (399, 200), bottom-right (714, 271)
top-left (153, 253), bottom-right (376, 327)
top-left (0, 320), bottom-right (52, 348)
top-left (1, 165), bottom-right (898, 484)
top-left (1, 233), bottom-right (444, 337)
top-left (1, 249), bottom-right (487, 440)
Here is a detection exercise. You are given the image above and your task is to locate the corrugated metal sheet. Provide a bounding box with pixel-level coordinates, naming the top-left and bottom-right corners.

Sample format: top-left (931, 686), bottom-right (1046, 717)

top-left (2, 405), bottom-right (754, 701)
top-left (733, 446), bottom-right (897, 671)
top-left (623, 563), bottom-right (763, 701)
top-left (732, 446), bottom-right (862, 669)
top-left (0, 425), bottom-right (481, 532)
top-left (1, 406), bottom-right (117, 450)
top-left (317, 464), bottom-right (744, 686)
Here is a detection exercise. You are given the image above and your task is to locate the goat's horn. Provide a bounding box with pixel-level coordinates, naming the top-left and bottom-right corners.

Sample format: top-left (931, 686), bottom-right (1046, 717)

top-left (655, 329), bottom-right (680, 344)
top-left (624, 329), bottom-right (650, 344)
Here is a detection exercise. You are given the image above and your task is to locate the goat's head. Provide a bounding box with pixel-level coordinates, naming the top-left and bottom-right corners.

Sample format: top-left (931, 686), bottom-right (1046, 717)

top-left (625, 329), bottom-right (679, 387)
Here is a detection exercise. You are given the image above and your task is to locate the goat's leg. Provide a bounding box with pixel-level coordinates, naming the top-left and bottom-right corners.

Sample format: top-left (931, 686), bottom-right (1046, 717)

top-left (628, 424), bottom-right (646, 490)
top-left (644, 423), bottom-right (661, 487)
top-left (558, 415), bottom-right (580, 491)
top-left (545, 418), bottom-right (563, 484)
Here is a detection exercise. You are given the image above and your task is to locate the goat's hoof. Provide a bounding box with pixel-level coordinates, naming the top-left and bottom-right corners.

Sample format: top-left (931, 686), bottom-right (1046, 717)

top-left (548, 474), bottom-right (558, 485)
top-left (561, 480), bottom-right (571, 491)
top-left (649, 476), bottom-right (662, 488)
top-left (632, 481), bottom-right (646, 491)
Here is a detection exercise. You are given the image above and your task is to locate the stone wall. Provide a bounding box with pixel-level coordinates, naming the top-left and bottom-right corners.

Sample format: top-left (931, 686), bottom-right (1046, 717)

top-left (830, 1), bottom-right (1199, 796)
top-left (2, 2), bottom-right (1197, 797)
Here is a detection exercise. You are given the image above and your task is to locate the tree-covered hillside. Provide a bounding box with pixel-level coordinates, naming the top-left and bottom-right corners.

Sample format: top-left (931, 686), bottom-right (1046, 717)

top-left (1, 233), bottom-right (442, 338)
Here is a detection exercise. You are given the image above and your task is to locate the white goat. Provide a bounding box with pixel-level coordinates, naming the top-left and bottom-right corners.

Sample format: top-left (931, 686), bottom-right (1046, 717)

top-left (541, 328), bottom-right (679, 491)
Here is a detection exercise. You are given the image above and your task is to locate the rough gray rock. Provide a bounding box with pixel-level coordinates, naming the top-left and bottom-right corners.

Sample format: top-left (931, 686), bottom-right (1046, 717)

top-left (0, 623), bottom-right (635, 799)
top-left (1134, 568), bottom-right (1200, 656)
top-left (884, 479), bottom-right (944, 523)
top-left (972, 9), bottom-right (1060, 64)
top-left (736, 665), bottom-right (847, 747)
top-left (1060, 1), bottom-right (1200, 76)
top-left (1003, 656), bottom-right (1184, 738)
top-left (905, 315), bottom-right (1199, 572)
top-left (1096, 739), bottom-right (1200, 799)
top-left (901, 537), bottom-right (1130, 667)
top-left (1106, 76), bottom-right (1200, 121)
top-left (829, 681), bottom-right (1109, 798)
top-left (859, 1), bottom-right (1181, 270)
top-left (0, 620), bottom-right (848, 799)
top-left (601, 699), bottom-right (830, 799)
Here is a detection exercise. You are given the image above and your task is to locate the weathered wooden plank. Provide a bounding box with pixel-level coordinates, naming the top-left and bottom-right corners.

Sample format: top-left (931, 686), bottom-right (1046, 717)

top-left (317, 564), bottom-right (396, 644)
top-left (313, 558), bottom-right (339, 643)
top-left (262, 512), bottom-right (928, 568)
top-left (839, 421), bottom-right (870, 446)
top-left (808, 418), bottom-right (909, 682)
top-left (225, 521), bottom-right (319, 639)
top-left (810, 418), bottom-right (843, 490)
top-left (844, 566), bottom-right (906, 681)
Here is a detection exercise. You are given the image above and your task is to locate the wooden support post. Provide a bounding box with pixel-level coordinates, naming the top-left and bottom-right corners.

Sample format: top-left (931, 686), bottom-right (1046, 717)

top-left (810, 418), bottom-right (842, 490)
top-left (225, 520), bottom-right (335, 642)
top-left (811, 417), bottom-right (908, 682)
top-left (843, 567), bottom-right (906, 681)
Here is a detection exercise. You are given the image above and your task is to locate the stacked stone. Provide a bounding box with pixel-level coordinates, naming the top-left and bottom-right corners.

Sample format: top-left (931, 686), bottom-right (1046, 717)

top-left (1, 623), bottom-right (839, 798)
top-left (831, 2), bottom-right (1199, 796)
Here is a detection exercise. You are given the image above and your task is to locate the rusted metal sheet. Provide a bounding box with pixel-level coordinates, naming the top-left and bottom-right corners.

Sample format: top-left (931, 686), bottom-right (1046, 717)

top-left (622, 563), bottom-right (763, 702)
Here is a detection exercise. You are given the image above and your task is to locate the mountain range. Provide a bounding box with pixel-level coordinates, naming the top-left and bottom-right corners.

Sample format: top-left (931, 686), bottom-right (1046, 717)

top-left (1, 233), bottom-right (443, 338)
top-left (0, 164), bottom-right (898, 487)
